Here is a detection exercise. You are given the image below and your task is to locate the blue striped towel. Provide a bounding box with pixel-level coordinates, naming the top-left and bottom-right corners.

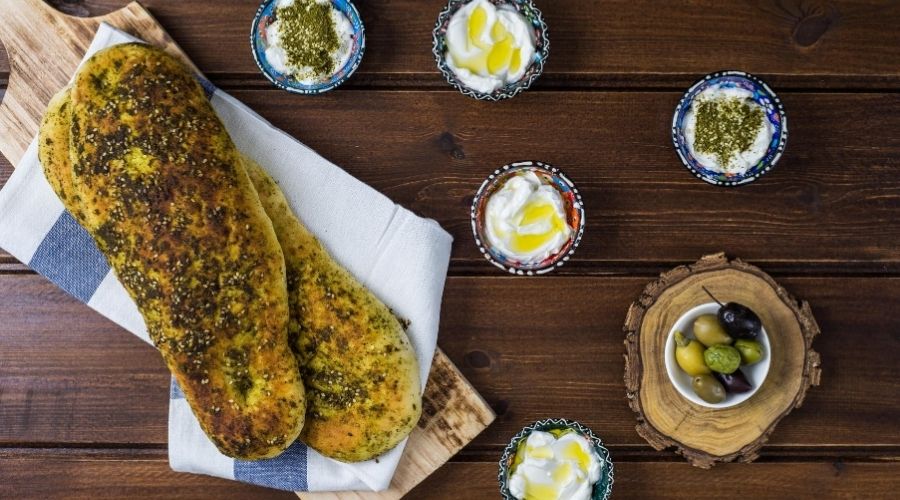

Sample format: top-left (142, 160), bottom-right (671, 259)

top-left (0, 23), bottom-right (452, 492)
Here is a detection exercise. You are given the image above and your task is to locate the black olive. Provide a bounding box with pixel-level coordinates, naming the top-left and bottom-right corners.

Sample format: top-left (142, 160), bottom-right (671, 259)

top-left (717, 302), bottom-right (761, 339)
top-left (714, 369), bottom-right (753, 393)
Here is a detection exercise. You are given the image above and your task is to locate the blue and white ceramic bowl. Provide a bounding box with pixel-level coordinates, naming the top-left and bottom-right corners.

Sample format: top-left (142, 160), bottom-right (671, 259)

top-left (471, 161), bottom-right (585, 275)
top-left (499, 418), bottom-right (614, 500)
top-left (672, 71), bottom-right (788, 186)
top-left (433, 0), bottom-right (549, 101)
top-left (251, 0), bottom-right (365, 94)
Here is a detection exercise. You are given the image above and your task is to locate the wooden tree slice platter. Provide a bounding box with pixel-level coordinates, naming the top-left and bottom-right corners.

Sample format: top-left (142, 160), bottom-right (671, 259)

top-left (624, 253), bottom-right (822, 468)
top-left (0, 0), bottom-right (495, 497)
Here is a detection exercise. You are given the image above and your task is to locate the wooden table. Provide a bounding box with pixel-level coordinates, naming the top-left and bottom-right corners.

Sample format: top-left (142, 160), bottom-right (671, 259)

top-left (1, 1), bottom-right (899, 498)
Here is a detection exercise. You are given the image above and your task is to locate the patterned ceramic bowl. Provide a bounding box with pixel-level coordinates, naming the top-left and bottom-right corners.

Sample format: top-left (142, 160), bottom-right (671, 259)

top-left (471, 161), bottom-right (585, 275)
top-left (251, 0), bottom-right (365, 94)
top-left (498, 418), bottom-right (614, 500)
top-left (672, 70), bottom-right (788, 186)
top-left (432, 0), bottom-right (549, 101)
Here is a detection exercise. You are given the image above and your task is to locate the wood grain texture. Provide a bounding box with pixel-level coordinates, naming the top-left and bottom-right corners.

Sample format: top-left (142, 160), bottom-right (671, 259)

top-left (0, 449), bottom-right (297, 500)
top-left (1, 273), bottom-right (897, 452)
top-left (624, 254), bottom-right (821, 467)
top-left (223, 90), bottom-right (900, 271)
top-left (2, 91), bottom-right (899, 272)
top-left (0, 0), bottom-right (190, 165)
top-left (407, 461), bottom-right (900, 499)
top-left (3, 453), bottom-right (899, 500)
top-left (2, 0), bottom-right (900, 88)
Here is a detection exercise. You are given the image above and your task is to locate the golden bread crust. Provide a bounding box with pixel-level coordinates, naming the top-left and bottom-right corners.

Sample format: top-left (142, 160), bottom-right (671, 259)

top-left (40, 44), bottom-right (305, 460)
top-left (244, 157), bottom-right (422, 462)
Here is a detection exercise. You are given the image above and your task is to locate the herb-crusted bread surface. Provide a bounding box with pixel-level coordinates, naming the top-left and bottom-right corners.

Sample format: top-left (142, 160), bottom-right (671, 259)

top-left (244, 157), bottom-right (422, 462)
top-left (39, 43), bottom-right (305, 460)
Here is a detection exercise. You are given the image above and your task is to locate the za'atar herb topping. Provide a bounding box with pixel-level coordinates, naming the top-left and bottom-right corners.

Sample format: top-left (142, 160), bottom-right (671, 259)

top-left (693, 97), bottom-right (765, 168)
top-left (277, 0), bottom-right (340, 78)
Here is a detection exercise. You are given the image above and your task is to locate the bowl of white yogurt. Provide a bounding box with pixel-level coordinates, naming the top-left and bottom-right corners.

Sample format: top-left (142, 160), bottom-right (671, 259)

top-left (251, 0), bottom-right (364, 94)
top-left (433, 0), bottom-right (549, 101)
top-left (499, 418), bottom-right (614, 500)
top-left (672, 71), bottom-right (788, 186)
top-left (471, 161), bottom-right (585, 275)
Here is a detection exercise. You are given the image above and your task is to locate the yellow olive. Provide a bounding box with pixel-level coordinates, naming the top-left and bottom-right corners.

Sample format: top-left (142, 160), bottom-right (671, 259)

top-left (692, 374), bottom-right (727, 404)
top-left (674, 331), bottom-right (710, 376)
top-left (692, 314), bottom-right (733, 347)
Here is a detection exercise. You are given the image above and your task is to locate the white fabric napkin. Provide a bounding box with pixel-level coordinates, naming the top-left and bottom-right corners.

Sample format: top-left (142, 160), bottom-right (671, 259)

top-left (0, 23), bottom-right (452, 492)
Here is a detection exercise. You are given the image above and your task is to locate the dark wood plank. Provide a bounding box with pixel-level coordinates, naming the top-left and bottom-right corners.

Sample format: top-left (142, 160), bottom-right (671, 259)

top-left (0, 274), bottom-right (170, 445)
top-left (0, 448), bottom-right (296, 500)
top-left (1, 1), bottom-right (898, 88)
top-left (0, 147), bottom-right (9, 187)
top-left (442, 276), bottom-right (900, 450)
top-left (2, 91), bottom-right (899, 272)
top-left (1, 273), bottom-right (898, 451)
top-left (233, 90), bottom-right (900, 272)
top-left (3, 452), bottom-right (898, 499)
top-left (407, 461), bottom-right (900, 499)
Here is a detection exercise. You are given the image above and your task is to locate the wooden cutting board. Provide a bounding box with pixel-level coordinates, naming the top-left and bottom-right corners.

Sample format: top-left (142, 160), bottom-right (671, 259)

top-left (0, 0), bottom-right (496, 498)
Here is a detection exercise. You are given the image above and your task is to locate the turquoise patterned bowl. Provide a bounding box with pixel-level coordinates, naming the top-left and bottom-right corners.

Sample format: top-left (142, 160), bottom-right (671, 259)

top-left (498, 419), bottom-right (614, 500)
top-left (432, 0), bottom-right (549, 101)
top-left (251, 0), bottom-right (365, 94)
top-left (471, 161), bottom-right (585, 275)
top-left (672, 71), bottom-right (788, 186)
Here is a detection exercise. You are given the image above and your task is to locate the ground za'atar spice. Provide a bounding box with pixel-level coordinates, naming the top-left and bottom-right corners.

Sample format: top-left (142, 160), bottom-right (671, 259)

top-left (277, 0), bottom-right (340, 78)
top-left (692, 97), bottom-right (765, 168)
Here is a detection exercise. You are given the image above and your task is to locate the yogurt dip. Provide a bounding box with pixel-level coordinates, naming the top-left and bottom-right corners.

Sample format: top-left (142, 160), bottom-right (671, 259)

top-left (444, 0), bottom-right (536, 94)
top-left (508, 430), bottom-right (602, 500)
top-left (484, 171), bottom-right (571, 264)
top-left (265, 0), bottom-right (353, 84)
top-left (682, 85), bottom-right (773, 175)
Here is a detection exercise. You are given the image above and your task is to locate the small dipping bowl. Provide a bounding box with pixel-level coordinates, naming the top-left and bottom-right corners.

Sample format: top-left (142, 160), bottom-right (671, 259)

top-left (471, 161), bottom-right (585, 275)
top-left (672, 70), bottom-right (788, 186)
top-left (499, 418), bottom-right (614, 500)
top-left (665, 302), bottom-right (772, 409)
top-left (433, 0), bottom-right (549, 101)
top-left (251, 0), bottom-right (365, 94)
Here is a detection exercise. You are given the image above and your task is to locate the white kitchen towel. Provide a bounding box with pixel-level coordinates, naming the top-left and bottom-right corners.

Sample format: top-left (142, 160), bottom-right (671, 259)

top-left (0, 23), bottom-right (452, 492)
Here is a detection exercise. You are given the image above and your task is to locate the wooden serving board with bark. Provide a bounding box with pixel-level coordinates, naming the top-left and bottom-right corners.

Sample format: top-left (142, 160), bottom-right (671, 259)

top-left (0, 0), bottom-right (495, 498)
top-left (624, 253), bottom-right (822, 468)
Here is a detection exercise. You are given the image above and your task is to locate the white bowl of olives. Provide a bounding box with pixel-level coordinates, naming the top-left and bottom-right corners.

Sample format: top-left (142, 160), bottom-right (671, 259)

top-left (664, 299), bottom-right (771, 409)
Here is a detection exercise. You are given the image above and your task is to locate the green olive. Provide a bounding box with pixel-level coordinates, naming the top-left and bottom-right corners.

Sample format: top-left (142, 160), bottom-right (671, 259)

top-left (703, 345), bottom-right (742, 374)
top-left (692, 314), bottom-right (733, 347)
top-left (734, 339), bottom-right (764, 365)
top-left (692, 374), bottom-right (726, 404)
top-left (674, 331), bottom-right (710, 376)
